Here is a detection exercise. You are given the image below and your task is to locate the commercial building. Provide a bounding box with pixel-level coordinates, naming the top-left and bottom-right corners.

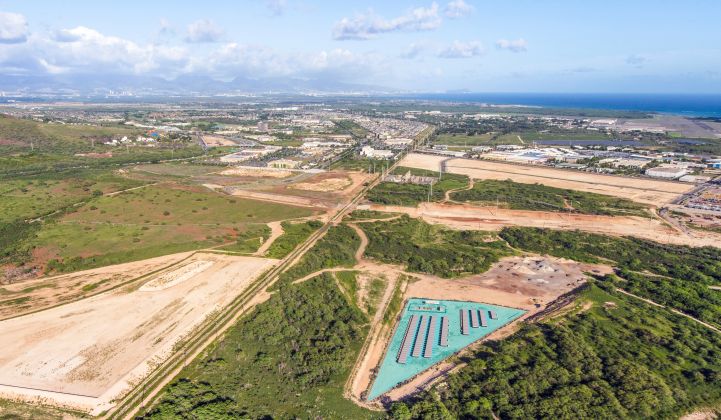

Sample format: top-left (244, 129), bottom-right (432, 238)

top-left (361, 146), bottom-right (394, 159)
top-left (645, 166), bottom-right (688, 179)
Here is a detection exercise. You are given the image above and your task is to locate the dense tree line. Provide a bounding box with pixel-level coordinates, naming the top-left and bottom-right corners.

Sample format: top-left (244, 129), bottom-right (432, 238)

top-left (453, 180), bottom-right (649, 217)
top-left (361, 216), bottom-right (512, 277)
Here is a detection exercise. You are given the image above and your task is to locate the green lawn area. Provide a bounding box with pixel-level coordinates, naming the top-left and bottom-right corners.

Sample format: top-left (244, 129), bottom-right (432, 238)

top-left (143, 274), bottom-right (377, 419)
top-left (452, 179), bottom-right (650, 217)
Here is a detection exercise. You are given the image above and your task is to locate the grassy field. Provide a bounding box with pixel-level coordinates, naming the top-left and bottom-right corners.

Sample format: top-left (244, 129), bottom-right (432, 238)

top-left (0, 169), bottom-right (148, 223)
top-left (29, 183), bottom-right (315, 273)
top-left (142, 274), bottom-right (377, 419)
top-left (452, 179), bottom-right (651, 217)
top-left (393, 283), bottom-right (721, 419)
top-left (434, 133), bottom-right (494, 146)
top-left (0, 115), bottom-right (141, 153)
top-left (367, 167), bottom-right (469, 206)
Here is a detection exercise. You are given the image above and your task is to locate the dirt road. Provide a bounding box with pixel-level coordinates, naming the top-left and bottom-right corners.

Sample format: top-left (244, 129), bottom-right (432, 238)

top-left (254, 221), bottom-right (284, 256)
top-left (361, 202), bottom-right (721, 248)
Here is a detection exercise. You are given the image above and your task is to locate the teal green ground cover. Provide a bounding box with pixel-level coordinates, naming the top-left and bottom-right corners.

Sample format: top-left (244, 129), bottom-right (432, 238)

top-left (368, 298), bottom-right (525, 400)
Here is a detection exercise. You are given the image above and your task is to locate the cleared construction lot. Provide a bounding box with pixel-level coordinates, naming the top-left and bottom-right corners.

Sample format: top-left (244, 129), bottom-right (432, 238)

top-left (0, 253), bottom-right (275, 414)
top-left (400, 153), bottom-right (692, 206)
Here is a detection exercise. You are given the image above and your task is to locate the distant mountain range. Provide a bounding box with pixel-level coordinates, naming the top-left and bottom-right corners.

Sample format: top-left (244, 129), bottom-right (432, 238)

top-left (0, 74), bottom-right (394, 96)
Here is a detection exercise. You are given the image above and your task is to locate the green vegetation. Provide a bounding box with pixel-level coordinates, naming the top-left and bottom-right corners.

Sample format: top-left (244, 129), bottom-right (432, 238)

top-left (0, 169), bottom-right (147, 223)
top-left (499, 227), bottom-right (721, 282)
top-left (335, 270), bottom-right (360, 307)
top-left (384, 276), bottom-right (406, 325)
top-left (367, 167), bottom-right (469, 206)
top-left (277, 224), bottom-right (360, 284)
top-left (608, 270), bottom-right (721, 329)
top-left (347, 209), bottom-right (398, 220)
top-left (452, 180), bottom-right (650, 217)
top-left (217, 224), bottom-right (272, 254)
top-left (265, 220), bottom-right (323, 259)
top-left (365, 277), bottom-right (386, 315)
top-left (362, 215), bottom-right (512, 277)
top-left (434, 133), bottom-right (494, 146)
top-left (14, 183), bottom-right (314, 275)
top-left (0, 115), bottom-right (204, 177)
top-left (0, 220), bottom-right (40, 265)
top-left (143, 274), bottom-right (375, 419)
top-left (500, 227), bottom-right (721, 329)
top-left (393, 284), bottom-right (721, 419)
top-left (333, 119), bottom-right (369, 138)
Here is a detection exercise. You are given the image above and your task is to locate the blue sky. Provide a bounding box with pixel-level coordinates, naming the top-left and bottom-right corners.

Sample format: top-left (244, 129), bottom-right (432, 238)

top-left (0, 0), bottom-right (720, 92)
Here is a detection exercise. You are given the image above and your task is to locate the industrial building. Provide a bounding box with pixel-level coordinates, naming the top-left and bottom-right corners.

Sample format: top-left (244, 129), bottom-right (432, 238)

top-left (645, 166), bottom-right (689, 179)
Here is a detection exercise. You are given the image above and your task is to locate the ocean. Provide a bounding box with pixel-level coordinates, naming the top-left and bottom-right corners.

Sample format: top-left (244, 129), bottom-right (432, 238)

top-left (406, 93), bottom-right (721, 118)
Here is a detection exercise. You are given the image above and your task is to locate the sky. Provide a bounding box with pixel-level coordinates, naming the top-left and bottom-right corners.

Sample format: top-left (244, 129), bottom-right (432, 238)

top-left (0, 0), bottom-right (720, 93)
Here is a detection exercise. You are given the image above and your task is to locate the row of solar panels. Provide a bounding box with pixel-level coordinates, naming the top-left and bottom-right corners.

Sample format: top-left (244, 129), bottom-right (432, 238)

top-left (397, 314), bottom-right (449, 364)
top-left (460, 309), bottom-right (497, 335)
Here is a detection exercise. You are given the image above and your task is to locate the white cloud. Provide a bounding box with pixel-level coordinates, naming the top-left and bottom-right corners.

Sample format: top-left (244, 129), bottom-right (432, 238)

top-left (265, 0), bottom-right (287, 16)
top-left (0, 11), bottom-right (29, 44)
top-left (496, 38), bottom-right (528, 52)
top-left (445, 0), bottom-right (473, 19)
top-left (0, 18), bottom-right (387, 84)
top-left (34, 26), bottom-right (189, 75)
top-left (438, 40), bottom-right (484, 58)
top-left (185, 19), bottom-right (224, 43)
top-left (333, 3), bottom-right (441, 40)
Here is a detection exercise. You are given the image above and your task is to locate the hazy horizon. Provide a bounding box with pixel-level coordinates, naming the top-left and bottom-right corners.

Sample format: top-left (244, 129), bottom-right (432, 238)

top-left (1, 1), bottom-right (720, 94)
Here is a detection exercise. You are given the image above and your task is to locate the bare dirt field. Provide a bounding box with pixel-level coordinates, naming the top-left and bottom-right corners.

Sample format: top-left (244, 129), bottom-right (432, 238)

top-left (202, 135), bottom-right (238, 147)
top-left (0, 253), bottom-right (276, 415)
top-left (291, 175), bottom-right (352, 192)
top-left (219, 167), bottom-right (294, 178)
top-left (362, 202), bottom-right (721, 248)
top-left (0, 252), bottom-right (193, 320)
top-left (400, 153), bottom-right (692, 206)
top-left (227, 187), bottom-right (334, 209)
